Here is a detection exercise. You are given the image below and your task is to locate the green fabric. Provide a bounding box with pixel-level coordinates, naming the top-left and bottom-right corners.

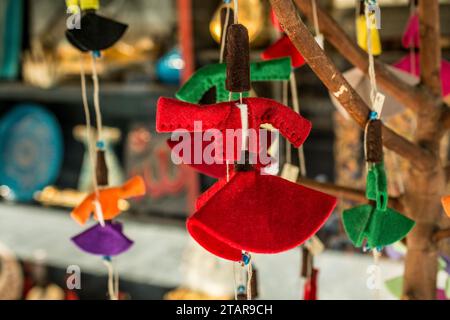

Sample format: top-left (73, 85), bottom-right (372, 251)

top-left (176, 57), bottom-right (292, 103)
top-left (366, 162), bottom-right (388, 211)
top-left (385, 276), bottom-right (403, 299)
top-left (343, 162), bottom-right (415, 249)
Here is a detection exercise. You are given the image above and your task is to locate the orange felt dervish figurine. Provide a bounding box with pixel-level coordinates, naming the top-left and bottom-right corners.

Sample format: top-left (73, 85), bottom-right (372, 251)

top-left (71, 176), bottom-right (145, 225)
top-left (70, 175), bottom-right (145, 256)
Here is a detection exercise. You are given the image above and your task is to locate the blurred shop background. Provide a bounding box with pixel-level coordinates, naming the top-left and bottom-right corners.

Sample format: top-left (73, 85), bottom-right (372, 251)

top-left (0, 0), bottom-right (449, 300)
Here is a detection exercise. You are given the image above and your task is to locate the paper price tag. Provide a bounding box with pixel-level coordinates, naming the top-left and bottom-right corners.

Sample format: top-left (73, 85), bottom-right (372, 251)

top-left (373, 92), bottom-right (386, 117)
top-left (315, 34), bottom-right (324, 49)
top-left (304, 236), bottom-right (325, 256)
top-left (281, 163), bottom-right (299, 183)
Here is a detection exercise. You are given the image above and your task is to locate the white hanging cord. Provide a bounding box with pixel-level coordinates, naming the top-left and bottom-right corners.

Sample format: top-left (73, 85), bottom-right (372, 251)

top-left (233, 262), bottom-right (238, 300)
top-left (364, 3), bottom-right (378, 109)
top-left (246, 261), bottom-right (253, 300)
top-left (289, 73), bottom-right (307, 176)
top-left (282, 80), bottom-right (291, 164)
top-left (233, 0), bottom-right (239, 24)
top-left (114, 262), bottom-right (119, 300)
top-left (219, 5), bottom-right (231, 63)
top-left (372, 249), bottom-right (381, 300)
top-left (91, 54), bottom-right (104, 143)
top-left (103, 258), bottom-right (118, 300)
top-left (79, 54), bottom-right (100, 197)
top-left (311, 0), bottom-right (320, 36)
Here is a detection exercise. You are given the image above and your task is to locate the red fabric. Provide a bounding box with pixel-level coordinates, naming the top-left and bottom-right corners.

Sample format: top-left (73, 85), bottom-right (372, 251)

top-left (186, 170), bottom-right (337, 261)
top-left (303, 268), bottom-right (318, 300)
top-left (261, 34), bottom-right (306, 68)
top-left (167, 132), bottom-right (275, 179)
top-left (156, 97), bottom-right (311, 151)
top-left (393, 53), bottom-right (450, 97)
top-left (270, 8), bottom-right (283, 32)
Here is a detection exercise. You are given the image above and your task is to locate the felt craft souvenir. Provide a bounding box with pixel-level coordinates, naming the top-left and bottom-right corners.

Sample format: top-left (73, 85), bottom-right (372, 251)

top-left (71, 221), bottom-right (133, 256)
top-left (175, 57), bottom-right (291, 104)
top-left (71, 176), bottom-right (145, 225)
top-left (440, 195), bottom-right (450, 218)
top-left (156, 97), bottom-right (312, 161)
top-left (303, 268), bottom-right (318, 300)
top-left (65, 0), bottom-right (128, 52)
top-left (393, 53), bottom-right (450, 99)
top-left (355, 12), bottom-right (382, 56)
top-left (261, 34), bottom-right (306, 68)
top-left (167, 136), bottom-right (274, 179)
top-left (187, 168), bottom-right (337, 261)
top-left (343, 165), bottom-right (415, 249)
top-left (393, 12), bottom-right (450, 100)
top-left (402, 13), bottom-right (419, 49)
top-left (226, 24), bottom-right (250, 92)
top-left (157, 96), bottom-right (336, 261)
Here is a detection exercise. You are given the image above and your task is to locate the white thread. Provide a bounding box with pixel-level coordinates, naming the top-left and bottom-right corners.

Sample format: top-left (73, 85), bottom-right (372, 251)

top-left (289, 73), bottom-right (307, 176)
top-left (372, 249), bottom-right (381, 300)
top-left (233, 0), bottom-right (239, 24)
top-left (311, 0), bottom-right (320, 36)
top-left (103, 259), bottom-right (117, 300)
top-left (219, 5), bottom-right (231, 63)
top-left (236, 103), bottom-right (248, 151)
top-left (282, 80), bottom-right (291, 164)
top-left (91, 54), bottom-right (103, 143)
top-left (364, 4), bottom-right (378, 110)
top-left (247, 261), bottom-right (252, 300)
top-left (79, 54), bottom-right (99, 197)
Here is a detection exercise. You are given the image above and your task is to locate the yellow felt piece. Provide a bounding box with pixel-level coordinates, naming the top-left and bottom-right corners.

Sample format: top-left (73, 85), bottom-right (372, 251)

top-left (80, 0), bottom-right (99, 10)
top-left (356, 15), bottom-right (382, 56)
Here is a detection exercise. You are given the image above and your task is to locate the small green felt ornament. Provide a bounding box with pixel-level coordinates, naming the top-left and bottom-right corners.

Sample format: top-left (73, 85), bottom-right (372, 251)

top-left (176, 57), bottom-right (292, 103)
top-left (342, 114), bottom-right (415, 250)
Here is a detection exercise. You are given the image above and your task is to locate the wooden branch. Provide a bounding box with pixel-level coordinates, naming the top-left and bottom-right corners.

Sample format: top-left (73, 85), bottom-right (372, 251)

top-left (269, 0), bottom-right (436, 170)
top-left (433, 228), bottom-right (450, 242)
top-left (298, 177), bottom-right (403, 211)
top-left (294, 0), bottom-right (436, 111)
top-left (418, 0), bottom-right (442, 98)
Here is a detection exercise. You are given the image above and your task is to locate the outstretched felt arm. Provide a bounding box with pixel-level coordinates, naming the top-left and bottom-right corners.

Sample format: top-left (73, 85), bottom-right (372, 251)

top-left (256, 98), bottom-right (312, 147)
top-left (71, 193), bottom-right (95, 225)
top-left (119, 176), bottom-right (146, 199)
top-left (156, 97), bottom-right (235, 132)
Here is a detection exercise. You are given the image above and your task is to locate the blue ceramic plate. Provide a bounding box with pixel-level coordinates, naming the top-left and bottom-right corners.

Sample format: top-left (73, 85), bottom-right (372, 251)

top-left (0, 104), bottom-right (63, 201)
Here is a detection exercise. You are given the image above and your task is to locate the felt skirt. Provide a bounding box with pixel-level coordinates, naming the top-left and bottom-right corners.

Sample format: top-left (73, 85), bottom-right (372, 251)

top-left (187, 170), bottom-right (337, 261)
top-left (71, 221), bottom-right (133, 256)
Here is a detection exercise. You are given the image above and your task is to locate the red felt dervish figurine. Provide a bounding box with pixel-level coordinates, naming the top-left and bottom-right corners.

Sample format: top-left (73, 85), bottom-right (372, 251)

top-left (156, 96), bottom-right (337, 261)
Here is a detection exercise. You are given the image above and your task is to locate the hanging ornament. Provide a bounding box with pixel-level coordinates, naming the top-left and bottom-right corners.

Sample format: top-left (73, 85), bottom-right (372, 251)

top-left (70, 176), bottom-right (145, 226)
top-left (392, 11), bottom-right (450, 101)
top-left (342, 112), bottom-right (415, 249)
top-left (209, 0), bottom-right (264, 44)
top-left (65, 0), bottom-right (140, 300)
top-left (176, 58), bottom-right (291, 104)
top-left (261, 35), bottom-right (306, 69)
top-left (65, 0), bottom-right (128, 52)
top-left (156, 96), bottom-right (337, 261)
top-left (356, 0), bottom-right (382, 56)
